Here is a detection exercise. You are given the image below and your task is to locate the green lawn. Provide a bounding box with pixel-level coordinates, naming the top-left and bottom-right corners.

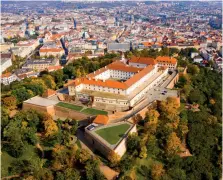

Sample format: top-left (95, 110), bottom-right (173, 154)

top-left (57, 102), bottom-right (83, 111)
top-left (81, 108), bottom-right (108, 115)
top-left (95, 124), bottom-right (131, 145)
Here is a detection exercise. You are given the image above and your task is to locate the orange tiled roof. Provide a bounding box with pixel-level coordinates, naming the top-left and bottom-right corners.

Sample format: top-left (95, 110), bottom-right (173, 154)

top-left (87, 61), bottom-right (142, 79)
top-left (64, 79), bottom-right (76, 87)
top-left (155, 56), bottom-right (177, 65)
top-left (71, 64), bottom-right (154, 90)
top-left (125, 65), bottom-right (154, 87)
top-left (93, 115), bottom-right (109, 125)
top-left (107, 61), bottom-right (143, 73)
top-left (50, 34), bottom-right (63, 40)
top-left (68, 58), bottom-right (156, 90)
top-left (129, 56), bottom-right (157, 65)
top-left (1, 72), bottom-right (12, 78)
top-left (74, 78), bottom-right (128, 90)
top-left (142, 42), bottom-right (153, 47)
top-left (47, 65), bottom-right (63, 71)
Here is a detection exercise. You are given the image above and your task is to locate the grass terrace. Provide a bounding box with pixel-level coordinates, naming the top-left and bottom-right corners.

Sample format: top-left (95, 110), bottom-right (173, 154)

top-left (56, 102), bottom-right (107, 115)
top-left (82, 108), bottom-right (108, 115)
top-left (56, 102), bottom-right (83, 111)
top-left (95, 123), bottom-right (131, 145)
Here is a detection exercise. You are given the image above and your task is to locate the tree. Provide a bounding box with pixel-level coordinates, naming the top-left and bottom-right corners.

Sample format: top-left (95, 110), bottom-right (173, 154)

top-left (1, 107), bottom-right (9, 129)
top-left (127, 133), bottom-right (140, 153)
top-left (182, 84), bottom-right (192, 97)
top-left (69, 120), bottom-right (78, 135)
top-left (42, 114), bottom-right (58, 137)
top-left (144, 109), bottom-right (160, 133)
top-left (132, 114), bottom-right (143, 124)
top-left (9, 159), bottom-right (34, 175)
top-left (2, 96), bottom-right (17, 109)
top-left (120, 155), bottom-right (135, 172)
top-left (187, 64), bottom-right (200, 75)
top-left (176, 75), bottom-right (188, 88)
top-left (64, 168), bottom-right (81, 180)
top-left (85, 158), bottom-right (105, 180)
top-left (167, 168), bottom-right (186, 180)
top-left (63, 65), bottom-right (76, 78)
top-left (139, 146), bottom-right (147, 159)
top-left (52, 69), bottom-right (64, 84)
top-left (165, 132), bottom-right (183, 156)
top-left (157, 97), bottom-right (180, 129)
top-left (107, 151), bottom-right (120, 167)
top-left (42, 75), bottom-right (56, 89)
top-left (55, 172), bottom-right (65, 180)
top-left (145, 109), bottom-right (160, 125)
top-left (151, 163), bottom-right (165, 180)
top-left (147, 135), bottom-right (160, 156)
top-left (3, 119), bottom-right (25, 157)
top-left (78, 149), bottom-right (91, 164)
top-left (75, 68), bottom-right (82, 78)
top-left (12, 87), bottom-right (33, 104)
top-left (188, 89), bottom-right (206, 105)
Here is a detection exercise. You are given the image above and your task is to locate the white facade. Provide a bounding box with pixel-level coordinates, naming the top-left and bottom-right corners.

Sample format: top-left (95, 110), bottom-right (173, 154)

top-left (129, 61), bottom-right (176, 71)
top-left (193, 57), bottom-right (203, 63)
top-left (191, 52), bottom-right (199, 58)
top-left (1, 58), bottom-right (12, 73)
top-left (157, 62), bottom-right (177, 70)
top-left (70, 66), bottom-right (157, 96)
top-left (11, 47), bottom-right (33, 58)
top-left (1, 74), bottom-right (18, 85)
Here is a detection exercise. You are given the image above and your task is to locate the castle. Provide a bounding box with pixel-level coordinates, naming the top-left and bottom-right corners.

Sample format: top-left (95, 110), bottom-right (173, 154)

top-left (66, 56), bottom-right (177, 111)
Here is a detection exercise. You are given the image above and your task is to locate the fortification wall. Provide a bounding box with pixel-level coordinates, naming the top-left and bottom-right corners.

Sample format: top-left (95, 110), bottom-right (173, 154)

top-left (54, 106), bottom-right (89, 120)
top-left (22, 103), bottom-right (55, 116)
top-left (166, 73), bottom-right (179, 89)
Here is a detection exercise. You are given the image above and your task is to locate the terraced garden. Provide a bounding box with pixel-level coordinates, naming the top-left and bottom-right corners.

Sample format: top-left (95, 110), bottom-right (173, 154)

top-left (56, 102), bottom-right (108, 115)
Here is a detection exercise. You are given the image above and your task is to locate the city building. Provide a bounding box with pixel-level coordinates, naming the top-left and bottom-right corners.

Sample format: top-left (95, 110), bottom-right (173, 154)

top-left (0, 72), bottom-right (18, 85)
top-left (1, 53), bottom-right (12, 73)
top-left (107, 42), bottom-right (130, 52)
top-left (39, 48), bottom-right (64, 57)
top-left (193, 55), bottom-right (203, 63)
top-left (22, 59), bottom-right (59, 71)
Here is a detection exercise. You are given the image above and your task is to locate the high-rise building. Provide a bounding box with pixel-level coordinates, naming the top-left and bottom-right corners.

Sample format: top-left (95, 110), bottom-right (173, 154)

top-left (73, 18), bottom-right (77, 29)
top-left (0, 35), bottom-right (5, 44)
top-left (130, 15), bottom-right (134, 24)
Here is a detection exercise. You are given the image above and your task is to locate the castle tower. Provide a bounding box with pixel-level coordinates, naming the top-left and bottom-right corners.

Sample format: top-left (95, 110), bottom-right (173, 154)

top-left (120, 52), bottom-right (127, 64)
